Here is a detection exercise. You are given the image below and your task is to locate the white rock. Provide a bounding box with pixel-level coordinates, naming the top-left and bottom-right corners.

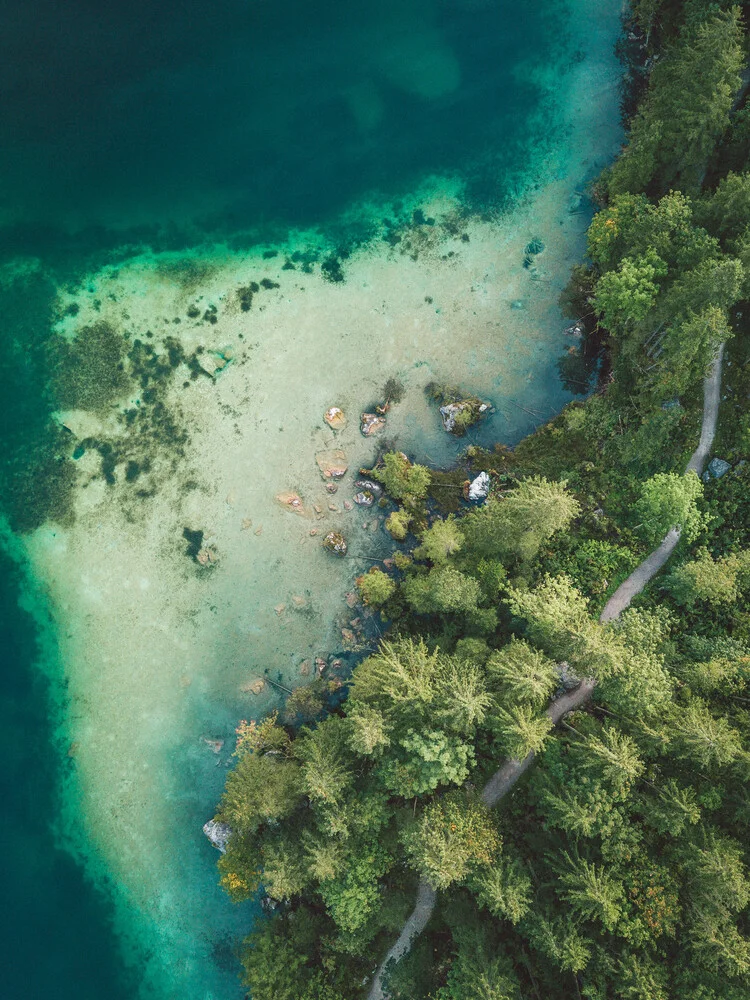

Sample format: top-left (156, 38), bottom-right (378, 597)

top-left (203, 819), bottom-right (232, 853)
top-left (468, 471), bottom-right (491, 502)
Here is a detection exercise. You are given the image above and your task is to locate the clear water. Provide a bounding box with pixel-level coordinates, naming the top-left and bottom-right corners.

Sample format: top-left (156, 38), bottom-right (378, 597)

top-left (0, 1), bottom-right (622, 997)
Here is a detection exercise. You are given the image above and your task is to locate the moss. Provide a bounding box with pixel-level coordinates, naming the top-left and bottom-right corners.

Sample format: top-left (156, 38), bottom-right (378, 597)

top-left (382, 377), bottom-right (405, 405)
top-left (321, 254), bottom-right (345, 283)
top-left (237, 282), bottom-right (260, 311)
top-left (428, 468), bottom-right (469, 515)
top-left (49, 321), bottom-right (130, 413)
top-left (154, 257), bottom-right (218, 290)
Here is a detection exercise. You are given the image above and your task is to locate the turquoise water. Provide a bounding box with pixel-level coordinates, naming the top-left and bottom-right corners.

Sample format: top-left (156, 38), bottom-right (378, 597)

top-left (0, 1), bottom-right (622, 997)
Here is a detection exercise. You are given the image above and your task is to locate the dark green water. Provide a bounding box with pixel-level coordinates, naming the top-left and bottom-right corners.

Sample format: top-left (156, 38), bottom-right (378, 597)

top-left (0, 549), bottom-right (135, 998)
top-left (0, 0), bottom-right (611, 995)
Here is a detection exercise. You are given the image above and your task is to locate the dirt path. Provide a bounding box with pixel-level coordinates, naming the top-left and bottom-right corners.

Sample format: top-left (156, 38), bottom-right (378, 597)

top-left (600, 344), bottom-right (723, 622)
top-left (367, 347), bottom-right (723, 1000)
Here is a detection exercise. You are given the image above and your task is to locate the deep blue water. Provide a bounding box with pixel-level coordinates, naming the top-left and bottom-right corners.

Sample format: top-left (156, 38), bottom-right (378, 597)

top-left (0, 0), bottom-right (593, 995)
top-left (0, 0), bottom-right (570, 254)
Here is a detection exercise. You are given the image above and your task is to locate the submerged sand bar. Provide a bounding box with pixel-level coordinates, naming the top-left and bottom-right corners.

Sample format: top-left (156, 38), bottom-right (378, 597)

top-left (20, 5), bottom-right (623, 997)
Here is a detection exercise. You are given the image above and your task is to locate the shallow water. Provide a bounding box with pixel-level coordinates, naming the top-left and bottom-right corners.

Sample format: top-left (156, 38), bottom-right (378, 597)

top-left (0, 1), bottom-right (623, 997)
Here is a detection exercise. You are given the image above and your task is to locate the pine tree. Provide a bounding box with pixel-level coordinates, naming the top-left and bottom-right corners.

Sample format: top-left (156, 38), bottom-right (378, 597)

top-left (556, 855), bottom-right (624, 932)
top-left (486, 639), bottom-right (559, 708)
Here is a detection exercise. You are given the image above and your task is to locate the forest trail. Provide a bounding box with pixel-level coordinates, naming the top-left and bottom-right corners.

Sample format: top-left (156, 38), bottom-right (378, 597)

top-left (367, 346), bottom-right (724, 1000)
top-left (600, 343), bottom-right (723, 621)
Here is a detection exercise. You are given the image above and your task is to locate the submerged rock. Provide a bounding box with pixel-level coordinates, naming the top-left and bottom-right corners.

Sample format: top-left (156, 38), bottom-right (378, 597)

top-left (275, 490), bottom-right (306, 514)
top-left (240, 678), bottom-right (266, 695)
top-left (704, 457), bottom-right (731, 481)
top-left (564, 322), bottom-right (584, 338)
top-left (203, 819), bottom-right (232, 853)
top-left (465, 471), bottom-right (491, 502)
top-left (196, 545), bottom-right (218, 567)
top-left (323, 531), bottom-right (348, 556)
top-left (316, 449), bottom-right (348, 479)
top-left (324, 406), bottom-right (347, 430)
top-left (361, 412), bottom-right (386, 436)
top-left (353, 490), bottom-right (375, 507)
top-left (201, 736), bottom-right (225, 754)
top-left (198, 351), bottom-right (231, 377)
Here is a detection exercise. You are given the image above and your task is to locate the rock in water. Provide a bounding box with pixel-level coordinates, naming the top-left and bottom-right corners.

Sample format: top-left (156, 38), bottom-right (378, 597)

top-left (466, 471), bottom-right (491, 502)
top-left (439, 399), bottom-right (489, 435)
top-left (353, 490), bottom-right (375, 507)
top-left (324, 406), bottom-right (347, 429)
top-left (315, 449), bottom-right (348, 479)
top-left (275, 490), bottom-right (306, 513)
top-left (203, 819), bottom-right (232, 853)
top-left (361, 412), bottom-right (386, 436)
top-left (323, 531), bottom-right (348, 556)
top-left (703, 457), bottom-right (731, 481)
top-left (354, 479), bottom-right (382, 495)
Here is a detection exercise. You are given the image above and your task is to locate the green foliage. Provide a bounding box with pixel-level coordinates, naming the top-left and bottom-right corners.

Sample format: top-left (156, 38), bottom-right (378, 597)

top-left (317, 840), bottom-right (391, 937)
top-left (295, 717), bottom-right (353, 806)
top-left (371, 451), bottom-right (432, 503)
top-left (635, 471), bottom-right (706, 543)
top-left (213, 14), bottom-right (750, 994)
top-left (594, 251), bottom-right (666, 331)
top-left (472, 854), bottom-right (533, 925)
top-left (403, 792), bottom-right (501, 889)
top-left (556, 854), bottom-right (625, 931)
top-left (385, 508), bottom-right (411, 540)
top-left (377, 728), bottom-right (475, 797)
top-left (403, 565), bottom-right (482, 616)
top-left (414, 515), bottom-right (465, 564)
top-left (219, 749), bottom-right (303, 835)
top-left (697, 170), bottom-right (750, 241)
top-left (345, 703), bottom-right (391, 757)
top-left (491, 702), bottom-right (554, 759)
top-left (462, 476), bottom-right (580, 564)
top-left (356, 567), bottom-right (397, 606)
top-left (486, 638), bottom-right (559, 707)
top-left (261, 835), bottom-right (309, 899)
top-left (239, 920), bottom-right (312, 1000)
top-left (608, 7), bottom-right (744, 194)
top-left (666, 547), bottom-right (750, 606)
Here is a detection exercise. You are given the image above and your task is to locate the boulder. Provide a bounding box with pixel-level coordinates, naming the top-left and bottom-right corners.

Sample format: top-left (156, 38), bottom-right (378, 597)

top-left (353, 490), bottom-right (375, 507)
top-left (703, 457), bottom-right (731, 481)
top-left (439, 399), bottom-right (489, 435)
top-left (555, 661), bottom-right (580, 694)
top-left (203, 819), bottom-right (232, 853)
top-left (361, 413), bottom-right (386, 436)
top-left (315, 449), bottom-right (348, 479)
top-left (564, 322), bottom-right (584, 338)
top-left (323, 531), bottom-right (348, 556)
top-left (466, 471), bottom-right (491, 502)
top-left (354, 479), bottom-right (383, 495)
top-left (323, 406), bottom-right (347, 430)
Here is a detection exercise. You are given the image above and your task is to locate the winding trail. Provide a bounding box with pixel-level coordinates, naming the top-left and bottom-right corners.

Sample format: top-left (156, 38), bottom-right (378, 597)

top-left (367, 347), bottom-right (724, 1000)
top-left (600, 344), bottom-right (723, 621)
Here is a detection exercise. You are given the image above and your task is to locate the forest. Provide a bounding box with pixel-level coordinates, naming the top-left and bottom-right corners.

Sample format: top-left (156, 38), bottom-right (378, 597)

top-left (211, 3), bottom-right (750, 997)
